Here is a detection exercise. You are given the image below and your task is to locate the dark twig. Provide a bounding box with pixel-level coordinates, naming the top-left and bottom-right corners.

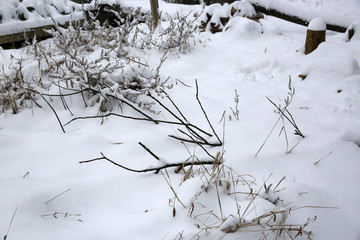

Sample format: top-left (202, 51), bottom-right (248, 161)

top-left (177, 128), bottom-right (206, 143)
top-left (79, 152), bottom-right (220, 174)
top-left (266, 97), bottom-right (304, 138)
top-left (39, 93), bottom-right (66, 133)
top-left (162, 90), bottom-right (188, 122)
top-left (168, 134), bottom-right (222, 147)
top-left (119, 96), bottom-right (159, 124)
top-left (195, 80), bottom-right (222, 144)
top-left (173, 128), bottom-right (217, 159)
top-left (147, 92), bottom-right (212, 140)
top-left (64, 112), bottom-right (212, 137)
top-left (148, 92), bottom-right (185, 124)
top-left (22, 88), bottom-right (66, 133)
top-left (138, 142), bottom-right (160, 161)
top-left (27, 85), bottom-right (157, 124)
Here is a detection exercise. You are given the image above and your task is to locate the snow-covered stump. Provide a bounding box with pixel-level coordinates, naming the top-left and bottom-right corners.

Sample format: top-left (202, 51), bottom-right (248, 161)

top-left (200, 1), bottom-right (259, 33)
top-left (305, 18), bottom-right (326, 55)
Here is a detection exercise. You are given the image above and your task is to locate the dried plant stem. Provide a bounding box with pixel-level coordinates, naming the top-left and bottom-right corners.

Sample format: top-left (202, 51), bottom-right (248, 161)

top-left (267, 97), bottom-right (304, 138)
top-left (45, 188), bottom-right (71, 204)
top-left (255, 114), bottom-right (282, 157)
top-left (4, 207), bottom-right (18, 240)
top-left (215, 180), bottom-right (224, 220)
top-left (314, 151), bottom-right (333, 165)
top-left (161, 169), bottom-right (186, 208)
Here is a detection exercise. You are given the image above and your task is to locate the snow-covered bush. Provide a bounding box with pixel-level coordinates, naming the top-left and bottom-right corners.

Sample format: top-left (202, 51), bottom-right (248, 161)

top-left (128, 11), bottom-right (201, 55)
top-left (0, 56), bottom-right (38, 113)
top-left (0, 6), bottom-right (202, 115)
top-left (34, 18), bottom-right (172, 113)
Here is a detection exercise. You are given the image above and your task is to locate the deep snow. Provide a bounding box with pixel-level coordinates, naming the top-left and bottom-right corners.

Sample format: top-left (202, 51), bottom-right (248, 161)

top-left (1, 0), bottom-right (360, 239)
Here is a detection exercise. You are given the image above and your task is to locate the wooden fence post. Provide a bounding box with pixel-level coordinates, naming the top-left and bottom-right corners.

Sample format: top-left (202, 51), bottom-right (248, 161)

top-left (150, 0), bottom-right (160, 28)
top-left (305, 18), bottom-right (326, 54)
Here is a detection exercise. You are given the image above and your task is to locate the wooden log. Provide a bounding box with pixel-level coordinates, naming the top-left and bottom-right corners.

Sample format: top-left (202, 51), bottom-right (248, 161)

top-left (305, 18), bottom-right (326, 54)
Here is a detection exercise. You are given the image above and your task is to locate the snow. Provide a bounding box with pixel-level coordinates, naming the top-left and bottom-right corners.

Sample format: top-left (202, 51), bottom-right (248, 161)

top-left (345, 21), bottom-right (360, 41)
top-left (1, 0), bottom-right (360, 240)
top-left (248, 0), bottom-right (360, 28)
top-left (231, 0), bottom-right (257, 17)
top-left (224, 17), bottom-right (263, 37)
top-left (0, 0), bottom-right (86, 36)
top-left (308, 17), bottom-right (326, 31)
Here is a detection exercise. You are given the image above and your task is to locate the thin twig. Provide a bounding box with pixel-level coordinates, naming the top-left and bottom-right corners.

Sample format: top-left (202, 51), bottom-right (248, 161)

top-left (267, 97), bottom-right (304, 138)
top-left (79, 152), bottom-right (220, 174)
top-left (215, 180), bottom-right (224, 220)
top-left (195, 80), bottom-right (222, 144)
top-left (314, 151), bottom-right (333, 165)
top-left (5, 207), bottom-right (18, 240)
top-left (148, 92), bottom-right (212, 139)
top-left (170, 129), bottom-right (217, 159)
top-left (255, 114), bottom-right (282, 157)
top-left (38, 93), bottom-right (66, 133)
top-left (162, 90), bottom-right (188, 122)
top-left (45, 188), bottom-right (71, 204)
top-left (138, 142), bottom-right (160, 161)
top-left (168, 135), bottom-right (221, 147)
top-left (177, 128), bottom-right (208, 143)
top-left (65, 113), bottom-right (212, 139)
top-left (161, 169), bottom-right (186, 208)
top-left (119, 96), bottom-right (159, 124)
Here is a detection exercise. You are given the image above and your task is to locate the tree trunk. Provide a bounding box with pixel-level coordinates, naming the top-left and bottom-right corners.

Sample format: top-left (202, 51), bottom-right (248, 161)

top-left (150, 0), bottom-right (160, 28)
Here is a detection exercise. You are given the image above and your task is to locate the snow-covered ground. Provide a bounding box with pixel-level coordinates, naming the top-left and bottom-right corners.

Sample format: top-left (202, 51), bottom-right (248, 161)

top-left (1, 0), bottom-right (360, 239)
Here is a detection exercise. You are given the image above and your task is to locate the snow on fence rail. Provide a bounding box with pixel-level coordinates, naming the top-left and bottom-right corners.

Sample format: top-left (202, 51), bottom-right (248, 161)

top-left (0, 0), bottom-right (87, 45)
top-left (165, 0), bottom-right (359, 33)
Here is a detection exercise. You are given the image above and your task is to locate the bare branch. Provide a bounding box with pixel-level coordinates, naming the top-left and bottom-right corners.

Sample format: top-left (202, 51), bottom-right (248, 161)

top-left (195, 79), bottom-right (222, 144)
top-left (138, 142), bottom-right (160, 161)
top-left (168, 134), bottom-right (222, 147)
top-left (38, 93), bottom-right (66, 133)
top-left (79, 152), bottom-right (221, 174)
